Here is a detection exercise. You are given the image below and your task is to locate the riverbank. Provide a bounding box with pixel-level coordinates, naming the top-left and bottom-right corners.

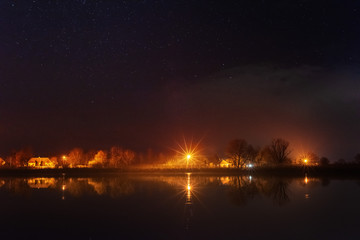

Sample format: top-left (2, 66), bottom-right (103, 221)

top-left (0, 165), bottom-right (360, 178)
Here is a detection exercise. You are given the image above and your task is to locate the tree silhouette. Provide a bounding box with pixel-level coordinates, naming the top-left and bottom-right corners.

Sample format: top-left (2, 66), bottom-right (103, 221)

top-left (226, 139), bottom-right (248, 168)
top-left (354, 154), bottom-right (360, 164)
top-left (267, 138), bottom-right (291, 165)
top-left (245, 145), bottom-right (259, 166)
top-left (320, 157), bottom-right (330, 166)
top-left (7, 147), bottom-right (33, 167)
top-left (67, 148), bottom-right (84, 167)
top-left (335, 158), bottom-right (346, 165)
top-left (256, 147), bottom-right (272, 166)
top-left (109, 146), bottom-right (135, 168)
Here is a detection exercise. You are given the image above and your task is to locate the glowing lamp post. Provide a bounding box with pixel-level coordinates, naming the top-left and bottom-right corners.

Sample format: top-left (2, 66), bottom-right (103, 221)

top-left (186, 154), bottom-right (191, 168)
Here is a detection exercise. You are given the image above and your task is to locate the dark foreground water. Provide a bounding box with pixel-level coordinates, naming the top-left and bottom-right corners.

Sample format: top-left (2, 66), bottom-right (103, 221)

top-left (0, 173), bottom-right (359, 240)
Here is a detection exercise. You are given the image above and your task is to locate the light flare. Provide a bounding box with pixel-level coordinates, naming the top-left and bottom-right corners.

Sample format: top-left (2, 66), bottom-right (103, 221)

top-left (169, 137), bottom-right (204, 168)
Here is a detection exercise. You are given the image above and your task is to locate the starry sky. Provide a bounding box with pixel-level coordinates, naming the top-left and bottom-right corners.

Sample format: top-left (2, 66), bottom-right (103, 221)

top-left (0, 0), bottom-right (359, 160)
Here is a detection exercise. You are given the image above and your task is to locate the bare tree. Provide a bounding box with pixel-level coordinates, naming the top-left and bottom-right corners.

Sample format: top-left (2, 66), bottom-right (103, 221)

top-left (267, 138), bottom-right (291, 165)
top-left (7, 147), bottom-right (34, 167)
top-left (226, 139), bottom-right (248, 168)
top-left (244, 145), bottom-right (259, 165)
top-left (109, 146), bottom-right (123, 168)
top-left (68, 148), bottom-right (84, 167)
top-left (255, 147), bottom-right (272, 166)
top-left (109, 146), bottom-right (135, 168)
top-left (308, 152), bottom-right (319, 165)
top-left (122, 149), bottom-right (135, 166)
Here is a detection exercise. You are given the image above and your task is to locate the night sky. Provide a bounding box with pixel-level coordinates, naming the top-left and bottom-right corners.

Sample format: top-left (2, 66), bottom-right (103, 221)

top-left (1, 1), bottom-right (359, 160)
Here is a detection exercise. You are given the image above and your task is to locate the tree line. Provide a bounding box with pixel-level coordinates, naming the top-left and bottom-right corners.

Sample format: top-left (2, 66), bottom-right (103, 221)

top-left (0, 146), bottom-right (136, 168)
top-left (0, 138), bottom-right (359, 168)
top-left (225, 137), bottom-right (360, 168)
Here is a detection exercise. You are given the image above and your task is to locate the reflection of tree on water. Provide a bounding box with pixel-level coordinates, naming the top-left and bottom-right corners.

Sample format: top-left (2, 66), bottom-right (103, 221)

top-left (262, 178), bottom-right (291, 206)
top-left (0, 179), bottom-right (32, 197)
top-left (225, 176), bottom-right (292, 206)
top-left (87, 178), bottom-right (135, 198)
top-left (61, 178), bottom-right (135, 198)
top-left (227, 176), bottom-right (259, 206)
top-left (0, 177), bottom-right (135, 199)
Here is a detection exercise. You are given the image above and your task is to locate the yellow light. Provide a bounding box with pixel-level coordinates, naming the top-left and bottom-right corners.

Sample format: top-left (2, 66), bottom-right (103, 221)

top-left (304, 177), bottom-right (308, 184)
top-left (304, 159), bottom-right (308, 163)
top-left (62, 185), bottom-right (66, 191)
top-left (187, 184), bottom-right (191, 191)
top-left (62, 155), bottom-right (66, 160)
top-left (187, 154), bottom-right (191, 160)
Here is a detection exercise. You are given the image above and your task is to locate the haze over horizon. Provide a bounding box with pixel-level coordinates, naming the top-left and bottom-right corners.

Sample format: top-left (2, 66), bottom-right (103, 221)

top-left (1, 1), bottom-right (359, 161)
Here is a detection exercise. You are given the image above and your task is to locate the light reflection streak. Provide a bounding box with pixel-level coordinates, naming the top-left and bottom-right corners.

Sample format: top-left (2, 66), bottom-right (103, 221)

top-left (185, 173), bottom-right (193, 230)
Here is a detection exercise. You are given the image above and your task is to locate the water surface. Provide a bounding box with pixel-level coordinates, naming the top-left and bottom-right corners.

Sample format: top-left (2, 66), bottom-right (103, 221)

top-left (0, 173), bottom-right (359, 239)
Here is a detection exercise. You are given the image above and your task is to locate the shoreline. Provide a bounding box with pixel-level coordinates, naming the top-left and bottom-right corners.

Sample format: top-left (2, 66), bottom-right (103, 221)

top-left (0, 165), bottom-right (360, 178)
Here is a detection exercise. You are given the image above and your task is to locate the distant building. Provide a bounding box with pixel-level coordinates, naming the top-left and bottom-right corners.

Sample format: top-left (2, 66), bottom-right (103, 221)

top-left (219, 159), bottom-right (232, 168)
top-left (28, 157), bottom-right (55, 168)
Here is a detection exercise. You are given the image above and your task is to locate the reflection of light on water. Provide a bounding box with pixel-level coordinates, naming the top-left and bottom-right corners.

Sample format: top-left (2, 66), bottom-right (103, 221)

top-left (186, 173), bottom-right (192, 205)
top-left (0, 180), bottom-right (5, 188)
top-left (303, 173), bottom-right (310, 200)
top-left (304, 173), bottom-right (308, 184)
top-left (62, 184), bottom-right (66, 200)
top-left (220, 177), bottom-right (230, 185)
top-left (249, 176), bottom-right (252, 182)
top-left (27, 178), bottom-right (56, 189)
top-left (185, 173), bottom-right (193, 230)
